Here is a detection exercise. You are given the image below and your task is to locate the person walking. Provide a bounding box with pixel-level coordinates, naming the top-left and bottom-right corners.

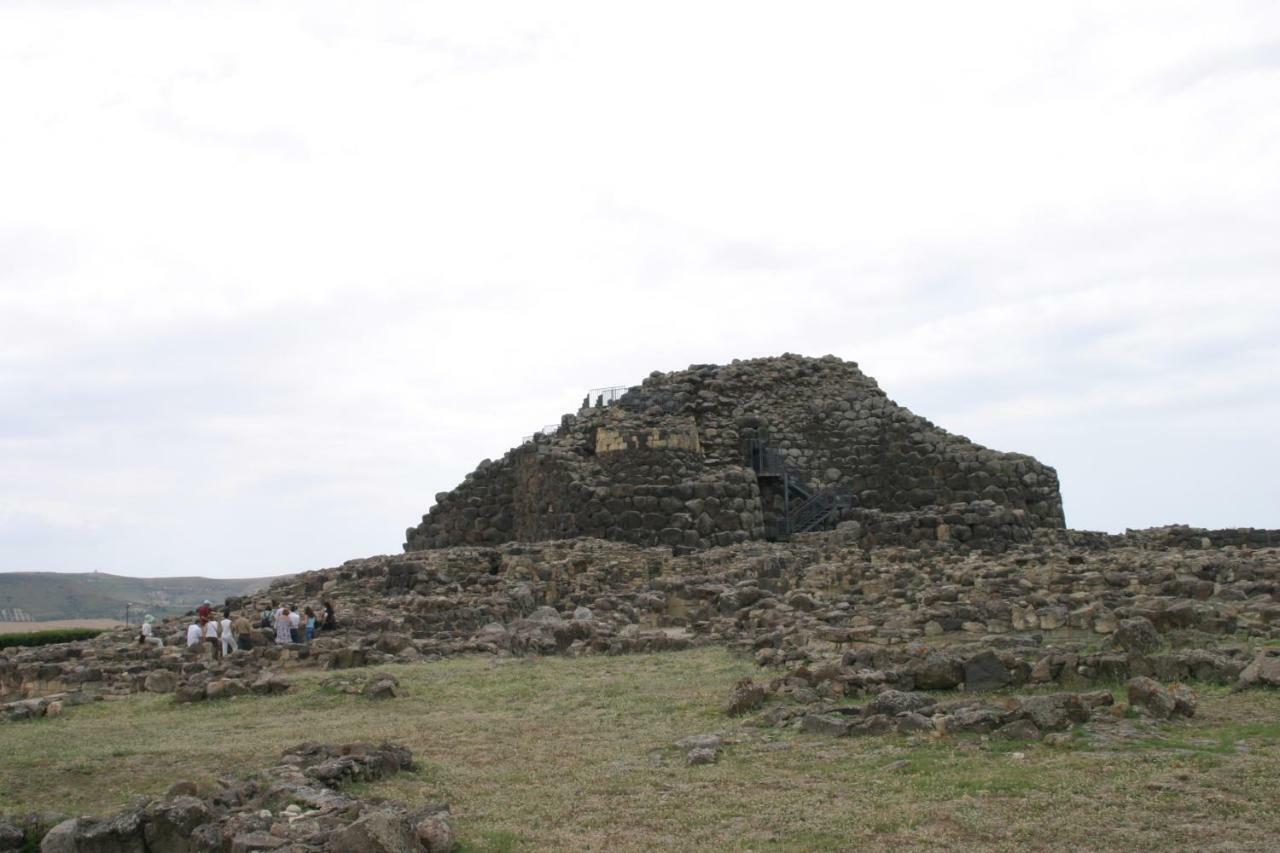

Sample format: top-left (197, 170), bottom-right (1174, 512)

top-left (274, 606), bottom-right (293, 645)
top-left (288, 606), bottom-right (301, 643)
top-left (303, 606), bottom-right (317, 644)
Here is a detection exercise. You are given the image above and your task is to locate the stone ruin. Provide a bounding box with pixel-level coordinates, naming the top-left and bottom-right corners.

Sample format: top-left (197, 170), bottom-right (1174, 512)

top-left (404, 354), bottom-right (1066, 555)
top-left (2, 353), bottom-right (1277, 849)
top-left (0, 742), bottom-right (456, 853)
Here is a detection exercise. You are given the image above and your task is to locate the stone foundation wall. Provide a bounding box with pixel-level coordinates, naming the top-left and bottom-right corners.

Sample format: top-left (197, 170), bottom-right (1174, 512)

top-left (832, 500), bottom-right (1038, 552)
top-left (1126, 525), bottom-right (1280, 550)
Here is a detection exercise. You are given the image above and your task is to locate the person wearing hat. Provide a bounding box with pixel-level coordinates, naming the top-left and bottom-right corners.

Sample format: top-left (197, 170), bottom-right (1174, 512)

top-left (197, 599), bottom-right (213, 620)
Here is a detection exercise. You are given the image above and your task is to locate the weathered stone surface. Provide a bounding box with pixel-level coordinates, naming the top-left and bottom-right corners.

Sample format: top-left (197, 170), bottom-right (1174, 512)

top-left (38, 818), bottom-right (79, 853)
top-left (0, 819), bottom-right (25, 852)
top-left (913, 653), bottom-right (964, 690)
top-left (848, 714), bottom-right (897, 737)
top-left (1128, 677), bottom-right (1196, 719)
top-left (993, 719), bottom-right (1042, 741)
top-left (204, 679), bottom-right (247, 701)
top-left (801, 714), bottom-right (851, 737)
top-left (1237, 651), bottom-right (1280, 689)
top-left (143, 796), bottom-right (213, 852)
top-left (725, 678), bottom-right (766, 716)
top-left (1111, 618), bottom-right (1161, 655)
top-left (144, 670), bottom-right (177, 694)
top-left (895, 713), bottom-right (935, 734)
top-left (867, 690), bottom-right (936, 717)
top-left (1019, 694), bottom-right (1089, 731)
top-left (963, 651), bottom-right (1011, 692)
top-left (328, 807), bottom-right (420, 853)
top-left (414, 810), bottom-right (458, 853)
top-left (686, 747), bottom-right (719, 766)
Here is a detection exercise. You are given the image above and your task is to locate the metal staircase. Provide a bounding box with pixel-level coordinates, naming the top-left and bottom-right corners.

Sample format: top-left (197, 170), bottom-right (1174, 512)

top-left (742, 438), bottom-right (853, 538)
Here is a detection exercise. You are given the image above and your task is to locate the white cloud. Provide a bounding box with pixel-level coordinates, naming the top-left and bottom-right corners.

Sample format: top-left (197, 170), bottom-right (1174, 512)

top-left (1, 1), bottom-right (1278, 575)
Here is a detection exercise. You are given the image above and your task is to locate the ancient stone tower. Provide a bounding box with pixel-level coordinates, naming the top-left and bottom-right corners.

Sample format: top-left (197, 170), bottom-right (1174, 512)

top-left (404, 354), bottom-right (1065, 553)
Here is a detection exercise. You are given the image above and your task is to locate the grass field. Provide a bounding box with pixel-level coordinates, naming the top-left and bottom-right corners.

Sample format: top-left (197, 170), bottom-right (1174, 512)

top-left (1, 647), bottom-right (1278, 851)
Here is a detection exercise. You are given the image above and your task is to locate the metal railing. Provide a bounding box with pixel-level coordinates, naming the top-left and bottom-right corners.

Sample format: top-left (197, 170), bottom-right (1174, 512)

top-left (520, 424), bottom-right (562, 444)
top-left (742, 438), bottom-right (789, 477)
top-left (743, 437), bottom-right (855, 536)
top-left (584, 386), bottom-right (631, 408)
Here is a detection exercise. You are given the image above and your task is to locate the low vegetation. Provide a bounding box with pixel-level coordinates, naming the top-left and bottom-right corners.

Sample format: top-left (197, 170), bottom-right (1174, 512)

top-left (1, 648), bottom-right (1278, 851)
top-left (0, 627), bottom-right (106, 649)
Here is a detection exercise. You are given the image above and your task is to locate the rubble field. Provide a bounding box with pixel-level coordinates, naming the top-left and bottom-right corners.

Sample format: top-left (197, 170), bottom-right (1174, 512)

top-left (2, 523), bottom-right (1279, 850)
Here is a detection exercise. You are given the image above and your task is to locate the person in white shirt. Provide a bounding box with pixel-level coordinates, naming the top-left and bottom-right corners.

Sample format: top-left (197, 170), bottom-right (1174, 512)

top-left (288, 607), bottom-right (301, 643)
top-left (139, 615), bottom-right (163, 648)
top-left (203, 617), bottom-right (220, 659)
top-left (186, 621), bottom-right (203, 649)
top-left (219, 609), bottom-right (236, 656)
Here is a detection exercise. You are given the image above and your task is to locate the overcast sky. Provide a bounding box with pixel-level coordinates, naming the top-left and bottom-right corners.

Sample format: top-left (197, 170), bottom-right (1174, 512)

top-left (1, 2), bottom-right (1278, 578)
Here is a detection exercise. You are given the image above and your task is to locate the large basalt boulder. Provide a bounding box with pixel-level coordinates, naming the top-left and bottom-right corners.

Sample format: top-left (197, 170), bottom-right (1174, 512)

top-left (41, 807), bottom-right (146, 853)
top-left (144, 670), bottom-right (178, 694)
top-left (412, 806), bottom-right (458, 853)
top-left (204, 679), bottom-right (248, 701)
top-left (963, 651), bottom-right (1011, 692)
top-left (0, 819), bottom-right (25, 852)
top-left (800, 714), bottom-right (851, 737)
top-left (327, 807), bottom-right (420, 853)
top-left (912, 653), bottom-right (964, 690)
top-left (866, 690), bottom-right (936, 717)
top-left (1127, 677), bottom-right (1197, 719)
top-left (1018, 693), bottom-right (1090, 731)
top-left (1237, 651), bottom-right (1280, 689)
top-left (1111, 618), bottom-right (1161, 655)
top-left (143, 796), bottom-right (214, 853)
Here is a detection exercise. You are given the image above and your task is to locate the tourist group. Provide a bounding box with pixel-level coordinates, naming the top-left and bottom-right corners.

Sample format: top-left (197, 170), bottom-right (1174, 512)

top-left (138, 599), bottom-right (338, 658)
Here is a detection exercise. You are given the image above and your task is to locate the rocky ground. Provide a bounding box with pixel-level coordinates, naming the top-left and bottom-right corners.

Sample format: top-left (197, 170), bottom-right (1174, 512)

top-left (1, 523), bottom-right (1278, 849)
top-left (2, 741), bottom-right (454, 853)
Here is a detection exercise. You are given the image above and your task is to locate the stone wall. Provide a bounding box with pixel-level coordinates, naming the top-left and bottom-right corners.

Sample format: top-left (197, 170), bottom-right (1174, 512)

top-left (1125, 525), bottom-right (1280, 550)
top-left (406, 424), bottom-right (764, 552)
top-left (615, 355), bottom-right (1065, 529)
top-left (833, 500), bottom-right (1039, 552)
top-left (405, 354), bottom-right (1065, 552)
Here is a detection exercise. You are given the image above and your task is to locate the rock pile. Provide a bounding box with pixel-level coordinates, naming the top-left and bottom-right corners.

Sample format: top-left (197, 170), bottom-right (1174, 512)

top-left (749, 674), bottom-right (1200, 741)
top-left (3, 526), bottom-right (1277, 722)
top-left (0, 742), bottom-right (454, 853)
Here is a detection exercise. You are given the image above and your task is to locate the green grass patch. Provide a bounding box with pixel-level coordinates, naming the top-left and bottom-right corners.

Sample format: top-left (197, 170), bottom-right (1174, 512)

top-left (2, 649), bottom-right (1280, 850)
top-left (0, 628), bottom-right (104, 649)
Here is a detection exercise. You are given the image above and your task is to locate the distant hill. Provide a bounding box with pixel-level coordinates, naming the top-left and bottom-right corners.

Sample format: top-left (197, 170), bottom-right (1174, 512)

top-left (0, 571), bottom-right (282, 622)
